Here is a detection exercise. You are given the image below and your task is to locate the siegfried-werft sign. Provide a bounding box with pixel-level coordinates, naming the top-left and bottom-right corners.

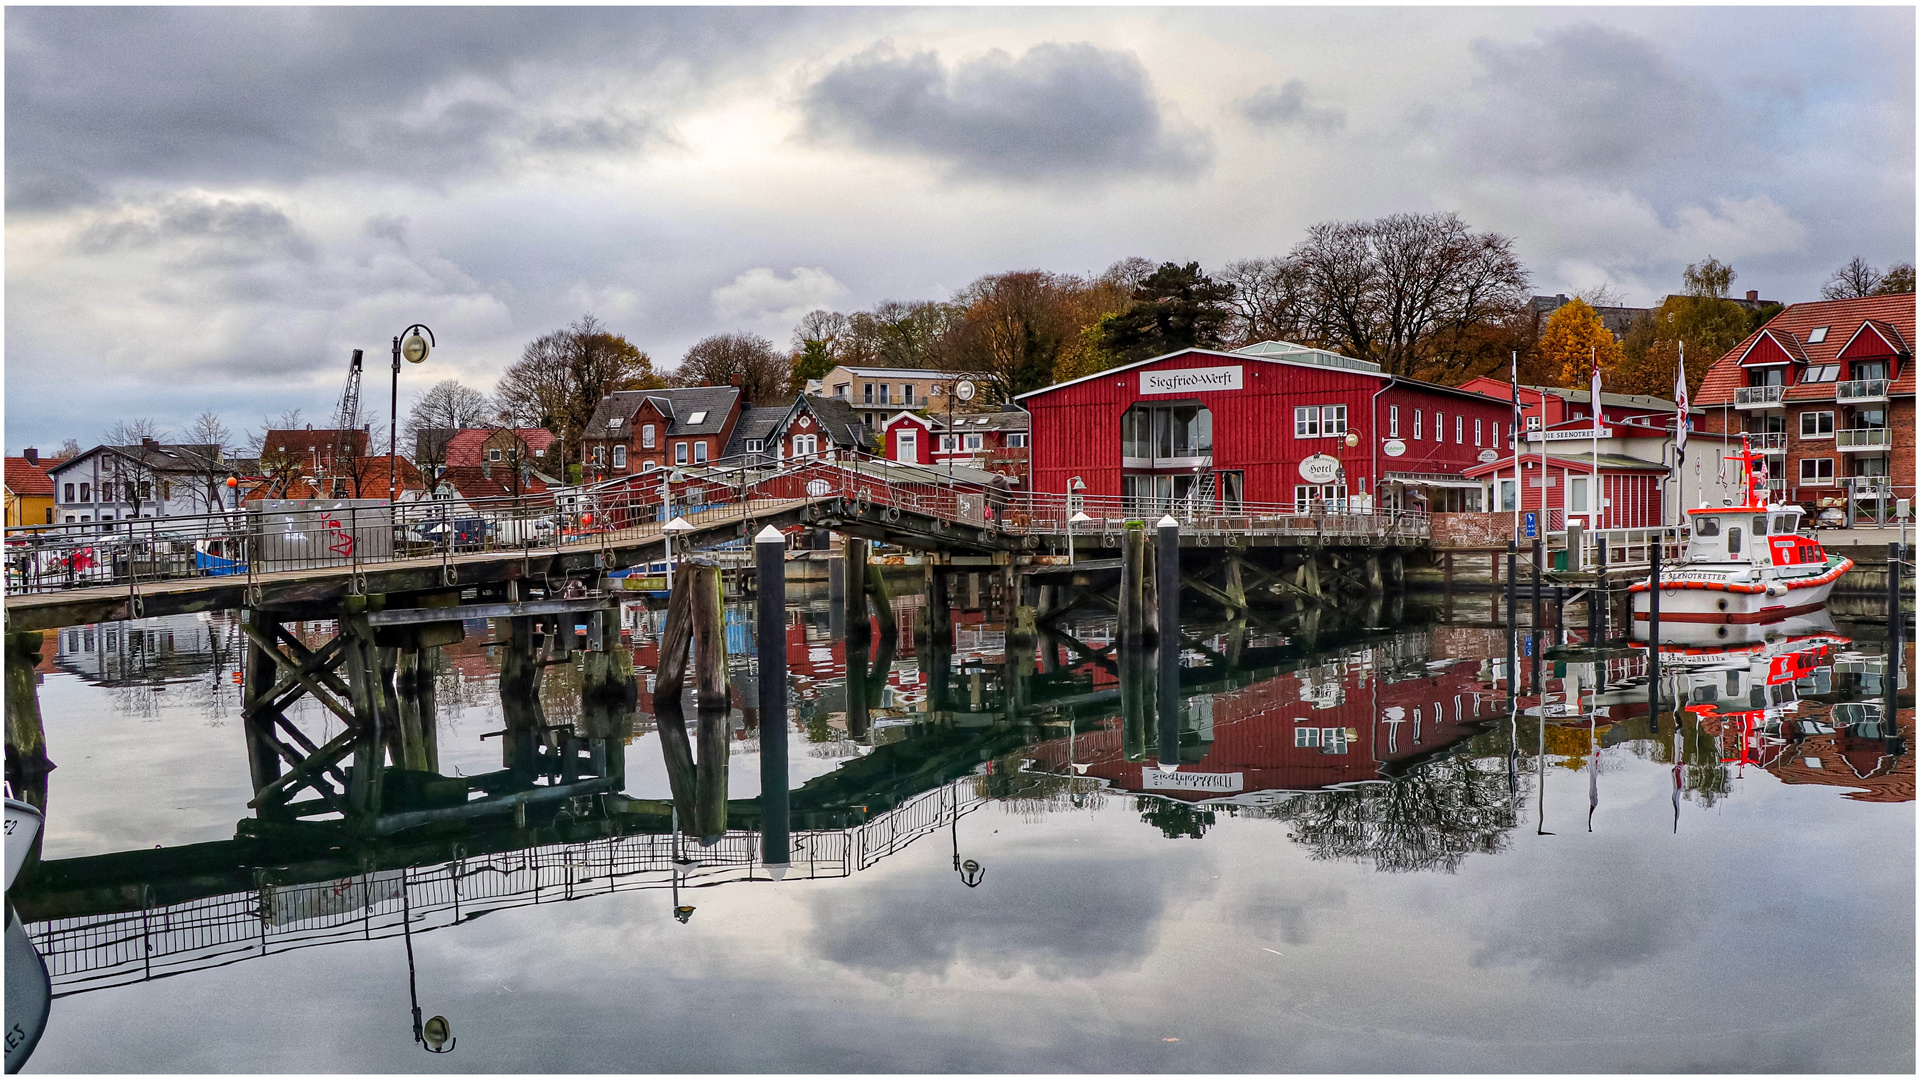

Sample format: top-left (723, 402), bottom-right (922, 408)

top-left (1141, 366), bottom-right (1242, 395)
top-left (1142, 768), bottom-right (1243, 793)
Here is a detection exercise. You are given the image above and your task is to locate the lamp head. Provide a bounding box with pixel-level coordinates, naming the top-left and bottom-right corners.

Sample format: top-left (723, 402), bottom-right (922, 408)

top-left (402, 332), bottom-right (431, 364)
top-left (674, 905), bottom-right (696, 923)
top-left (421, 1016), bottom-right (453, 1052)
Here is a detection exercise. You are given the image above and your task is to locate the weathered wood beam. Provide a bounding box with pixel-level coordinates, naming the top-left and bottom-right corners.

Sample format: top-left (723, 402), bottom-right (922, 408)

top-left (238, 620), bottom-right (358, 728)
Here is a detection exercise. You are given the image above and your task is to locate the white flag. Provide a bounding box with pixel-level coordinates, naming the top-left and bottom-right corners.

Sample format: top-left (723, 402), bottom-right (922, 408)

top-left (1591, 361), bottom-right (1605, 432)
top-left (1674, 342), bottom-right (1689, 454)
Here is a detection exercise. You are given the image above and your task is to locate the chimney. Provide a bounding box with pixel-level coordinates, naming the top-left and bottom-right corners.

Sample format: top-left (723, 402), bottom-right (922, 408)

top-left (22, 448), bottom-right (38, 465)
top-left (142, 437), bottom-right (159, 451)
top-left (730, 373), bottom-right (742, 388)
top-left (1746, 290), bottom-right (1759, 303)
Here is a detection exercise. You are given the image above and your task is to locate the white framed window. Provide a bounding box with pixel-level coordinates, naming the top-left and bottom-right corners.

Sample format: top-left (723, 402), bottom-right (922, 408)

top-left (694, 442), bottom-right (708, 463)
top-left (1807, 326), bottom-right (1829, 344)
top-left (1568, 476), bottom-right (1589, 513)
top-left (1321, 405), bottom-right (1348, 435)
top-left (1799, 457), bottom-right (1834, 485)
top-left (1433, 412), bottom-right (1444, 441)
top-left (794, 434), bottom-right (818, 457)
top-left (746, 439), bottom-right (764, 454)
top-left (592, 446), bottom-right (606, 465)
top-left (903, 385), bottom-right (915, 405)
top-left (641, 424), bottom-right (656, 450)
top-left (896, 431), bottom-right (918, 459)
top-left (1388, 406), bottom-right (1400, 438)
top-left (1526, 415), bottom-right (1542, 431)
top-left (1499, 478), bottom-right (1517, 512)
top-left (1413, 411), bottom-right (1422, 440)
top-left (488, 448), bottom-right (502, 462)
top-left (1455, 415), bottom-right (1464, 443)
top-left (642, 460), bottom-right (659, 473)
top-left (1294, 406), bottom-right (1319, 438)
top-left (611, 445), bottom-right (627, 468)
top-left (1799, 411), bottom-right (1834, 438)
top-left (1475, 419), bottom-right (1484, 447)
top-left (63, 483), bottom-right (74, 502)
top-left (1294, 483), bottom-right (1345, 507)
top-left (1006, 433), bottom-right (1027, 448)
top-left (940, 434), bottom-right (958, 451)
top-left (964, 434), bottom-right (983, 451)
top-left (674, 442), bottom-right (689, 465)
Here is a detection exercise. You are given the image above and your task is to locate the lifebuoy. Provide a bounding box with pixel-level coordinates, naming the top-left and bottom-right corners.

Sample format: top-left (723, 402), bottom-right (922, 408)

top-left (884, 506), bottom-right (901, 523)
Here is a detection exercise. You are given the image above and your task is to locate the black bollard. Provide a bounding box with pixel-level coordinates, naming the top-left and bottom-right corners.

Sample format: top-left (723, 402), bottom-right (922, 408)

top-left (1648, 535), bottom-right (1661, 732)
top-left (1506, 541), bottom-right (1518, 701)
top-left (1156, 515), bottom-right (1181, 768)
top-left (756, 526), bottom-right (790, 867)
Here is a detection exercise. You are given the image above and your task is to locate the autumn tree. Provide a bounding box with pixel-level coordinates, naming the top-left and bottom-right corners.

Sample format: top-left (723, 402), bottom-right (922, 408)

top-left (1535, 298), bottom-right (1623, 389)
top-left (787, 309), bottom-right (849, 394)
top-left (950, 270), bottom-right (1077, 402)
top-left (1877, 262), bottom-right (1915, 295)
top-left (1050, 274), bottom-right (1135, 382)
top-left (1286, 212), bottom-right (1530, 380)
top-left (674, 332), bottom-right (790, 404)
top-left (494, 315), bottom-right (662, 472)
top-left (1613, 258), bottom-right (1749, 397)
top-left (1093, 261), bottom-right (1235, 363)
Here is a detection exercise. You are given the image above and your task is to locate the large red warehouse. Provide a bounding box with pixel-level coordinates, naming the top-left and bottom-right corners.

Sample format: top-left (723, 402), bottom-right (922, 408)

top-left (1017, 342), bottom-right (1516, 512)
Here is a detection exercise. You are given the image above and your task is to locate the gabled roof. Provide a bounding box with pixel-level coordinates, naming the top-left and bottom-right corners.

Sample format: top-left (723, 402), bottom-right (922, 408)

top-left (433, 464), bottom-right (550, 502)
top-left (49, 443), bottom-right (225, 476)
top-left (721, 407), bottom-right (787, 458)
top-left (442, 427), bottom-right (556, 467)
top-left (5, 457), bottom-right (54, 497)
top-left (777, 395), bottom-right (869, 448)
top-left (1837, 318), bottom-right (1909, 360)
top-left (1697, 293), bottom-right (1917, 406)
top-left (1017, 346), bottom-right (1508, 408)
top-left (1527, 385), bottom-right (1677, 412)
top-left (1737, 328), bottom-right (1808, 366)
top-left (585, 386), bottom-right (740, 438)
top-left (261, 428), bottom-right (370, 459)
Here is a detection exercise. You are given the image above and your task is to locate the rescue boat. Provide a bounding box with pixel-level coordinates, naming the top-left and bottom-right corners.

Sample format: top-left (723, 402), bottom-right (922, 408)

top-left (1630, 438), bottom-right (1852, 644)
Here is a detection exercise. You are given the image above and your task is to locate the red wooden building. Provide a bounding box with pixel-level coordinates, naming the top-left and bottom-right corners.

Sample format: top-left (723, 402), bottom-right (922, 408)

top-left (1017, 342), bottom-right (1515, 512)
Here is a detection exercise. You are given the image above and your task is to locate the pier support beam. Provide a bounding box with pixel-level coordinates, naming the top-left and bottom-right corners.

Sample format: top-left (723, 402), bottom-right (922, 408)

top-left (240, 617), bottom-right (283, 794)
top-left (5, 629), bottom-right (52, 799)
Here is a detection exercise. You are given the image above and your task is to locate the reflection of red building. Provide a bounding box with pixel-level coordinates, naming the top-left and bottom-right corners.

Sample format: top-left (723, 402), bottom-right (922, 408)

top-left (1765, 712), bottom-right (1914, 802)
top-left (1028, 647), bottom-right (1502, 802)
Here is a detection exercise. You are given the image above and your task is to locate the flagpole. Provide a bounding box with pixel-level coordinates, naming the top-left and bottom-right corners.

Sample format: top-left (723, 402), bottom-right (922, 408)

top-left (1511, 349), bottom-right (1521, 536)
top-left (1591, 345), bottom-right (1602, 545)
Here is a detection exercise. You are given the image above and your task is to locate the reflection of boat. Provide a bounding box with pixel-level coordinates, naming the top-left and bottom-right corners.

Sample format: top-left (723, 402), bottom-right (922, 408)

top-left (5, 795), bottom-right (51, 1074)
top-left (1631, 441), bottom-right (1852, 644)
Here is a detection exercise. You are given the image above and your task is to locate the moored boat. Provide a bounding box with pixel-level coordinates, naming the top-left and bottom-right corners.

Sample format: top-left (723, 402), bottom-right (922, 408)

top-left (1631, 439), bottom-right (1852, 644)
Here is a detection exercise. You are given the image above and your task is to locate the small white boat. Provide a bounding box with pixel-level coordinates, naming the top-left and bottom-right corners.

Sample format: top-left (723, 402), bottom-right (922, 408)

top-left (5, 796), bottom-right (50, 1074)
top-left (1631, 440), bottom-right (1852, 645)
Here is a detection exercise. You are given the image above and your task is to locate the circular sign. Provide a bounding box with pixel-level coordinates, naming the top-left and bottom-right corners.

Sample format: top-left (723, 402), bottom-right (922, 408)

top-left (1298, 454), bottom-right (1341, 484)
top-left (1382, 439), bottom-right (1407, 458)
top-left (805, 479), bottom-right (832, 497)
top-left (1477, 449), bottom-right (1498, 463)
top-left (954, 379), bottom-right (976, 402)
top-left (402, 333), bottom-right (431, 364)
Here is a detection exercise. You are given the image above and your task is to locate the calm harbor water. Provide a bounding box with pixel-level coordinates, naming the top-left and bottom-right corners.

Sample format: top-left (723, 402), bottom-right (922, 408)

top-left (12, 586), bottom-right (1914, 1073)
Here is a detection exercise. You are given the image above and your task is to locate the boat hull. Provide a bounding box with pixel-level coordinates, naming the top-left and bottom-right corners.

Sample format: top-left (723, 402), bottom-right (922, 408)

top-left (1631, 556), bottom-right (1852, 645)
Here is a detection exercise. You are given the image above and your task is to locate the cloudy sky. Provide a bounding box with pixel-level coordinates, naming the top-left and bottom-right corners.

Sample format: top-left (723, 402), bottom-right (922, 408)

top-left (5, 6), bottom-right (1913, 454)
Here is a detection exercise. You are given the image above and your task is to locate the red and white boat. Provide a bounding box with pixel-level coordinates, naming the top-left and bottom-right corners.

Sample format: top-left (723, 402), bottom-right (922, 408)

top-left (1631, 440), bottom-right (1852, 644)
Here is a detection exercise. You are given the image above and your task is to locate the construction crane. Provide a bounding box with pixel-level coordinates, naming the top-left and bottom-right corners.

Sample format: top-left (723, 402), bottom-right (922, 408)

top-left (328, 348), bottom-right (364, 497)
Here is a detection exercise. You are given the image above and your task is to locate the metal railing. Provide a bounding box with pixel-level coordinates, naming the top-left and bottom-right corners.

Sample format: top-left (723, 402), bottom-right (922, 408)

top-left (1746, 431), bottom-right (1787, 453)
top-left (7, 451), bottom-right (1432, 599)
top-left (1836, 427), bottom-right (1892, 451)
top-left (1836, 378), bottom-right (1891, 403)
top-left (1735, 385), bottom-right (1786, 407)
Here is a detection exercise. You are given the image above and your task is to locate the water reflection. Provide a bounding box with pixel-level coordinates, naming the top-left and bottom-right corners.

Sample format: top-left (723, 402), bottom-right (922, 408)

top-left (9, 575), bottom-right (1912, 1071)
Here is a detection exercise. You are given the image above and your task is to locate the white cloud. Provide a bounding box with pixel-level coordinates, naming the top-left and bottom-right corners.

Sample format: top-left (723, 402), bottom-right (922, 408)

top-left (710, 266), bottom-right (850, 329)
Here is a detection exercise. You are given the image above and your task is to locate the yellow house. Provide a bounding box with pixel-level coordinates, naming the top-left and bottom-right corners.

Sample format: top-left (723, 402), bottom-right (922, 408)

top-left (5, 453), bottom-right (56, 528)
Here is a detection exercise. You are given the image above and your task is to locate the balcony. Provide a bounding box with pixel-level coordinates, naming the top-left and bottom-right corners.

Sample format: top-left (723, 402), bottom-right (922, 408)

top-left (1735, 384), bottom-right (1785, 409)
top-left (1744, 431), bottom-right (1787, 454)
top-left (1835, 427), bottom-right (1892, 452)
top-left (1843, 475), bottom-right (1895, 497)
top-left (1836, 378), bottom-right (1890, 404)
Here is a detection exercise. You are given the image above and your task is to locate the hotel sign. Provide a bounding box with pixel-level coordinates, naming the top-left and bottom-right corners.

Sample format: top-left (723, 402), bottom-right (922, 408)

top-left (1142, 768), bottom-right (1243, 793)
top-left (1141, 366), bottom-right (1242, 395)
top-left (1528, 428), bottom-right (1612, 443)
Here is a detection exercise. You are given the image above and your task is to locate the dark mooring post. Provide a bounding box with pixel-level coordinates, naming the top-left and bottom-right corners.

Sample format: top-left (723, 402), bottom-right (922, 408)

top-left (1156, 515), bottom-right (1181, 768)
top-left (1121, 643), bottom-right (1150, 762)
top-left (1506, 540), bottom-right (1518, 703)
top-left (842, 537), bottom-right (870, 649)
top-left (756, 526), bottom-right (791, 867)
top-left (691, 563), bottom-right (731, 844)
top-left (653, 574), bottom-right (699, 829)
top-left (239, 615), bottom-right (283, 795)
top-left (1593, 539), bottom-right (1609, 642)
top-left (922, 564), bottom-right (951, 716)
top-left (1648, 536), bottom-right (1662, 732)
top-left (4, 630), bottom-right (51, 797)
top-left (499, 617), bottom-right (547, 780)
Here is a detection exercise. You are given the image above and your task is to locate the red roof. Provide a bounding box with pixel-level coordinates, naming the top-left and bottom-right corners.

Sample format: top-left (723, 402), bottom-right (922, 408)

top-left (436, 465), bottom-right (550, 502)
top-left (1696, 294), bottom-right (1917, 407)
top-left (442, 428), bottom-right (556, 468)
top-left (242, 455), bottom-right (424, 502)
top-left (5, 457), bottom-right (54, 497)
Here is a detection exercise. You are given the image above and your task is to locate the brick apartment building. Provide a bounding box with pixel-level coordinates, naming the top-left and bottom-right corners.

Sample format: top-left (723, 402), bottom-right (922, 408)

top-left (579, 386), bottom-right (743, 482)
top-left (1695, 293), bottom-right (1915, 520)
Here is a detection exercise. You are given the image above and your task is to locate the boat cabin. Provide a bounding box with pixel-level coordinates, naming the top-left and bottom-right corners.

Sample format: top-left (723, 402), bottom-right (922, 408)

top-left (1683, 505), bottom-right (1823, 566)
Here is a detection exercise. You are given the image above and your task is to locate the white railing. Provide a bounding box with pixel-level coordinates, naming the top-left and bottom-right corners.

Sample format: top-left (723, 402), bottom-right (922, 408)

top-left (1735, 385), bottom-right (1786, 407)
top-left (1836, 427), bottom-right (1892, 451)
top-left (1836, 378), bottom-right (1890, 403)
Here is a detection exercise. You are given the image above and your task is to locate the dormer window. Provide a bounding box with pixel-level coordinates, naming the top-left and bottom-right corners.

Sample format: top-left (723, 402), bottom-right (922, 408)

top-left (608, 417), bottom-right (623, 429)
top-left (1803, 364), bottom-right (1839, 382)
top-left (1807, 327), bottom-right (1829, 344)
top-left (688, 411), bottom-right (707, 425)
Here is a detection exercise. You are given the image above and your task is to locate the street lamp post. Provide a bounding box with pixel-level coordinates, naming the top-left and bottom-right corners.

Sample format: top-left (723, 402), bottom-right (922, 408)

top-left (390, 325), bottom-right (435, 511)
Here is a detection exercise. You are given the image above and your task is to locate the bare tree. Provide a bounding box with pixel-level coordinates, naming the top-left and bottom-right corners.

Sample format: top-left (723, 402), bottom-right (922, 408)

top-left (1100, 256), bottom-right (1158, 292)
top-left (1219, 257), bottom-right (1312, 346)
top-left (104, 417), bottom-right (168, 446)
top-left (182, 412), bottom-right (233, 458)
top-left (1875, 262), bottom-right (1915, 295)
top-left (404, 379), bottom-right (493, 480)
top-left (673, 332), bottom-right (791, 403)
top-left (494, 314), bottom-right (661, 476)
top-left (1683, 256), bottom-right (1736, 299)
top-left (791, 309), bottom-right (850, 355)
top-left (1822, 256), bottom-right (1885, 300)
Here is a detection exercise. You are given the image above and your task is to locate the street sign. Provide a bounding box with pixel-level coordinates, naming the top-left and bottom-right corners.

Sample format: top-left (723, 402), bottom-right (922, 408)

top-left (1523, 512), bottom-right (1538, 539)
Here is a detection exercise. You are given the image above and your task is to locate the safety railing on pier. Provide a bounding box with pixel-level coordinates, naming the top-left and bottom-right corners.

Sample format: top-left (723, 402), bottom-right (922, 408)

top-left (4, 451), bottom-right (1430, 599)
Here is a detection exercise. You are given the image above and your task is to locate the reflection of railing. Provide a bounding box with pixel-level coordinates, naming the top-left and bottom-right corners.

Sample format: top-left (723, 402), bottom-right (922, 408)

top-left (1836, 427), bottom-right (1892, 451)
top-left (1735, 385), bottom-right (1785, 407)
top-left (1836, 378), bottom-right (1890, 403)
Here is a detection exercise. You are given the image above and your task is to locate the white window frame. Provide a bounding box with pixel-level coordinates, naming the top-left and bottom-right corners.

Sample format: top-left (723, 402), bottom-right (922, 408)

top-left (1526, 415), bottom-right (1542, 431)
top-left (1321, 405), bottom-right (1348, 435)
top-left (611, 445), bottom-right (627, 469)
top-left (1475, 418), bottom-right (1484, 447)
top-left (1005, 433), bottom-right (1027, 448)
top-left (1414, 411), bottom-right (1423, 440)
top-left (1434, 413), bottom-right (1443, 442)
top-left (964, 433), bottom-right (984, 451)
top-left (1294, 406), bottom-right (1319, 438)
top-left (746, 439), bottom-right (764, 454)
top-left (641, 424), bottom-right (656, 450)
top-left (1388, 406), bottom-right (1399, 438)
top-left (488, 448), bottom-right (502, 462)
top-left (1799, 411), bottom-right (1834, 438)
top-left (1568, 476), bottom-right (1589, 513)
top-left (1455, 415), bottom-right (1464, 444)
top-left (1799, 457), bottom-right (1835, 485)
top-left (694, 442), bottom-right (708, 463)
top-left (1498, 478), bottom-right (1517, 512)
top-left (674, 442), bottom-right (689, 465)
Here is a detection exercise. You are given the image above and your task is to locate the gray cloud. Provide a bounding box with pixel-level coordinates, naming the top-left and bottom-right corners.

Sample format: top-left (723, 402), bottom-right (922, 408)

top-left (1238, 79), bottom-right (1345, 133)
top-left (3, 6), bottom-right (820, 211)
top-left (1469, 852), bottom-right (1706, 986)
top-left (809, 856), bottom-right (1175, 980)
top-left (801, 40), bottom-right (1211, 181)
top-left (73, 196), bottom-right (312, 262)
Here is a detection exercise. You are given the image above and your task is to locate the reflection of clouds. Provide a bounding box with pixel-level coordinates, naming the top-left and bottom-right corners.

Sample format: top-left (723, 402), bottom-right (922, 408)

top-left (1229, 882), bottom-right (1348, 946)
top-left (809, 856), bottom-right (1176, 981)
top-left (1468, 853), bottom-right (1704, 986)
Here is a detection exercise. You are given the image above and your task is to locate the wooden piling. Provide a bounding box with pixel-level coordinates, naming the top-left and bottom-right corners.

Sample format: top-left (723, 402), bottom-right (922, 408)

top-left (867, 562), bottom-right (897, 649)
top-left (843, 538), bottom-right (870, 648)
top-left (1119, 521), bottom-right (1147, 648)
top-left (239, 616), bottom-right (283, 794)
top-left (499, 617), bottom-right (547, 778)
top-left (4, 630), bottom-right (50, 779)
top-left (339, 613), bottom-right (385, 817)
top-left (653, 571), bottom-right (700, 830)
top-left (756, 527), bottom-right (790, 865)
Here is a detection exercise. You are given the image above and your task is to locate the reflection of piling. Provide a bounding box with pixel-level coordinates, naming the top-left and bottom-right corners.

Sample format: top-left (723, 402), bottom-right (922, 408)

top-left (1887, 542), bottom-right (1903, 744)
top-left (1531, 538), bottom-right (1544, 694)
top-left (1121, 646), bottom-right (1150, 762)
top-left (340, 612), bottom-right (386, 817)
top-left (1156, 516), bottom-right (1181, 768)
top-left (756, 527), bottom-right (790, 866)
top-left (653, 576), bottom-right (700, 829)
top-left (867, 562), bottom-right (896, 650)
top-left (1648, 538), bottom-right (1662, 724)
top-left (920, 564), bottom-right (951, 715)
top-left (842, 538), bottom-right (870, 649)
top-left (1593, 541), bottom-right (1609, 641)
top-left (690, 563), bottom-right (730, 843)
top-left (239, 618), bottom-right (283, 794)
top-left (1505, 541), bottom-right (1517, 702)
top-left (4, 630), bottom-right (51, 787)
top-left (499, 617), bottom-right (546, 779)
